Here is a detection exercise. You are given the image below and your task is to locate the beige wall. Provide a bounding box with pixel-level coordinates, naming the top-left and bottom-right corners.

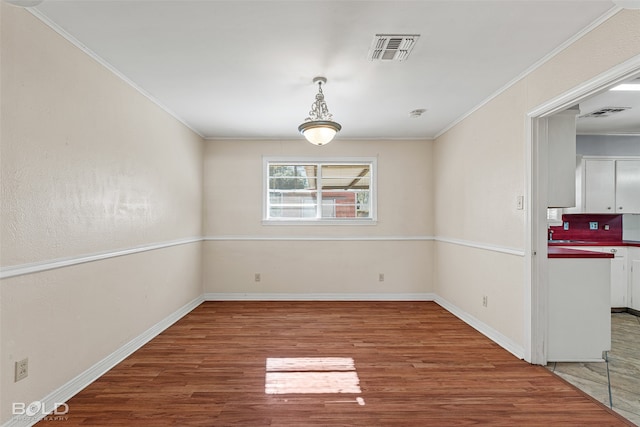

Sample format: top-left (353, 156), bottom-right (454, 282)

top-left (2, 3), bottom-right (639, 423)
top-left (0, 5), bottom-right (204, 422)
top-left (203, 139), bottom-right (434, 296)
top-left (434, 9), bottom-right (640, 348)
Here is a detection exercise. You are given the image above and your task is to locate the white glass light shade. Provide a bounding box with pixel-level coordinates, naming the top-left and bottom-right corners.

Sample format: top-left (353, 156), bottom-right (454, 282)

top-left (298, 120), bottom-right (341, 146)
top-left (4, 0), bottom-right (44, 6)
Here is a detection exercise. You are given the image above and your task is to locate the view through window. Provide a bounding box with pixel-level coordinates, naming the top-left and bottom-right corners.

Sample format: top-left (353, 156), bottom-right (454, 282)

top-left (265, 160), bottom-right (375, 222)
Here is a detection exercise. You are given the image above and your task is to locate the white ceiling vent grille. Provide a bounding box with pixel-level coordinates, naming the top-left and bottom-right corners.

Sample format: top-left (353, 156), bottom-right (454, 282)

top-left (368, 34), bottom-right (420, 61)
top-left (579, 106), bottom-right (631, 118)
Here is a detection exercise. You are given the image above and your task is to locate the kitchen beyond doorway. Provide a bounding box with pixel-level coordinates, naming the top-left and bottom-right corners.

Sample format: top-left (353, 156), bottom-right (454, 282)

top-left (547, 312), bottom-right (640, 425)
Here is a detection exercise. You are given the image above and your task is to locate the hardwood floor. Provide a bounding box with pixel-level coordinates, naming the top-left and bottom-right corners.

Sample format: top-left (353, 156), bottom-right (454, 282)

top-left (38, 301), bottom-right (634, 426)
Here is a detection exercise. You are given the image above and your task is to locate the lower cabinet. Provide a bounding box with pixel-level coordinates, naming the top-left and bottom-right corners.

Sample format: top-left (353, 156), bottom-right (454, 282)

top-left (607, 248), bottom-right (627, 308)
top-left (548, 257), bottom-right (611, 361)
top-left (563, 246), bottom-right (627, 308)
top-left (629, 248), bottom-right (640, 311)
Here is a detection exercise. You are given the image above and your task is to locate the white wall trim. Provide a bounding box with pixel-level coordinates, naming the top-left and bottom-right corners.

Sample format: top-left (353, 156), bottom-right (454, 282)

top-left (203, 235), bottom-right (434, 242)
top-left (525, 53), bottom-right (640, 365)
top-left (0, 237), bottom-right (202, 279)
top-left (434, 6), bottom-right (622, 140)
top-left (528, 53), bottom-right (640, 118)
top-left (202, 235), bottom-right (524, 256)
top-left (26, 9), bottom-right (204, 139)
top-left (1, 296), bottom-right (204, 427)
top-left (204, 293), bottom-right (436, 301)
top-left (434, 295), bottom-right (525, 360)
top-left (0, 293), bottom-right (527, 427)
top-left (205, 293), bottom-right (524, 358)
top-left (435, 237), bottom-right (526, 257)
top-left (578, 132), bottom-right (640, 136)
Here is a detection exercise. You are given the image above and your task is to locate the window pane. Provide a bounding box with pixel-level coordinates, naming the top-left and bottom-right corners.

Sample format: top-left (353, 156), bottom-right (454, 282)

top-left (321, 165), bottom-right (370, 191)
top-left (266, 161), bottom-right (373, 221)
top-left (269, 165), bottom-right (316, 190)
top-left (268, 191), bottom-right (317, 219)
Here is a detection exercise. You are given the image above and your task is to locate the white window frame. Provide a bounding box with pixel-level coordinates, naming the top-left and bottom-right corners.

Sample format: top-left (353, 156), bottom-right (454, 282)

top-left (263, 157), bottom-right (377, 225)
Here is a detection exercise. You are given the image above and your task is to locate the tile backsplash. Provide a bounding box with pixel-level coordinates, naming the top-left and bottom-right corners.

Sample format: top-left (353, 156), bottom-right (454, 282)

top-left (549, 214), bottom-right (623, 242)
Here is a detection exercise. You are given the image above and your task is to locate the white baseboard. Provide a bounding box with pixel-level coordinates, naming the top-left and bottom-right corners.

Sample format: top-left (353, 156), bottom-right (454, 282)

top-left (3, 292), bottom-right (525, 427)
top-left (204, 292), bottom-right (436, 301)
top-left (205, 294), bottom-right (524, 359)
top-left (434, 295), bottom-right (525, 360)
top-left (2, 295), bottom-right (204, 427)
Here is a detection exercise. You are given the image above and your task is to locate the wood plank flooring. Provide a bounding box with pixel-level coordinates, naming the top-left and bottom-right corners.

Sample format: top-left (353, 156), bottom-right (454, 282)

top-left (38, 301), bottom-right (634, 426)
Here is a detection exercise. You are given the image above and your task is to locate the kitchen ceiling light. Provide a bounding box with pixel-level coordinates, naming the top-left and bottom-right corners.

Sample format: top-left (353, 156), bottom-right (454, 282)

top-left (298, 77), bottom-right (341, 146)
top-left (610, 83), bottom-right (640, 91)
top-left (4, 0), bottom-right (45, 6)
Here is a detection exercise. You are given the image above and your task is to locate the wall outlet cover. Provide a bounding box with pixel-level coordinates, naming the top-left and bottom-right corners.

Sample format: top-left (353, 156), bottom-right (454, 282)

top-left (15, 358), bottom-right (28, 382)
top-left (589, 221), bottom-right (599, 230)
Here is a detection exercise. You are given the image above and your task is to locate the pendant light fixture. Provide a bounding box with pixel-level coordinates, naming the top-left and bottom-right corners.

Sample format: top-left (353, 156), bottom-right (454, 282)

top-left (298, 77), bottom-right (342, 146)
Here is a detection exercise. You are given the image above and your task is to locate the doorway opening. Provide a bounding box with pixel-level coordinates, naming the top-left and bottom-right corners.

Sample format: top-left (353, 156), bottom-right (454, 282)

top-left (526, 55), bottom-right (640, 365)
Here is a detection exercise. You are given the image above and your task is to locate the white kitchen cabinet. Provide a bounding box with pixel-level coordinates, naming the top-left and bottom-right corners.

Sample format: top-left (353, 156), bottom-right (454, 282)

top-left (548, 257), bottom-right (611, 361)
top-left (629, 248), bottom-right (640, 311)
top-left (604, 247), bottom-right (628, 308)
top-left (547, 109), bottom-right (578, 208)
top-left (583, 158), bottom-right (640, 214)
top-left (584, 159), bottom-right (616, 213)
top-left (563, 246), bottom-right (627, 307)
top-left (615, 160), bottom-right (640, 213)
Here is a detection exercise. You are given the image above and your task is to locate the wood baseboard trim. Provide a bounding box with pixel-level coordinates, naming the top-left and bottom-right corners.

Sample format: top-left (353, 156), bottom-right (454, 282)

top-left (626, 307), bottom-right (640, 317)
top-left (1, 296), bottom-right (204, 427)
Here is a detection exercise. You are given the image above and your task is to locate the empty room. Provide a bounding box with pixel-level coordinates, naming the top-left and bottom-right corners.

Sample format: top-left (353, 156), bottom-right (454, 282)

top-left (2, 1), bottom-right (640, 426)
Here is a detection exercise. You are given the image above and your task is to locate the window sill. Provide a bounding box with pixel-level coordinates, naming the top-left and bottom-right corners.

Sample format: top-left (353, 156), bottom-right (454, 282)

top-left (262, 219), bottom-right (377, 226)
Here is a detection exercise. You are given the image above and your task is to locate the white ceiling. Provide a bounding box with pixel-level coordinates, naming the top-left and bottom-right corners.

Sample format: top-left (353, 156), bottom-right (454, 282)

top-left (24, 0), bottom-right (634, 140)
top-left (576, 76), bottom-right (640, 135)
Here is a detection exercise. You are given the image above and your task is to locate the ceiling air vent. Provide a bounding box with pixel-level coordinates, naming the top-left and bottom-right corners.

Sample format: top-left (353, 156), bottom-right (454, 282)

top-left (579, 106), bottom-right (631, 118)
top-left (368, 34), bottom-right (420, 61)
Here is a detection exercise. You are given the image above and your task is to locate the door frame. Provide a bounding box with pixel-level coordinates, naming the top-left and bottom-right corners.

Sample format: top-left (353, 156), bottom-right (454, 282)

top-left (525, 54), bottom-right (640, 364)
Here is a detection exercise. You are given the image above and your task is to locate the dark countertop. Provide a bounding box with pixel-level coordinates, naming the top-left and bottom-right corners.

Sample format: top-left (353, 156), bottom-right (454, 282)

top-left (548, 247), bottom-right (614, 259)
top-left (548, 240), bottom-right (640, 248)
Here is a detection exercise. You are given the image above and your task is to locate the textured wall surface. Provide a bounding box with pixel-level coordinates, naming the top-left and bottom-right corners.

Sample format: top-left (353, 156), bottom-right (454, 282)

top-left (434, 9), bottom-right (640, 350)
top-left (203, 139), bottom-right (435, 296)
top-left (0, 4), bottom-right (204, 423)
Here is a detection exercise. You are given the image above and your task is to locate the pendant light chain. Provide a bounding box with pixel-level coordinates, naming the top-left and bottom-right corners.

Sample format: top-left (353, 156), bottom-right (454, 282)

top-left (307, 81), bottom-right (334, 122)
top-left (298, 76), bottom-right (342, 145)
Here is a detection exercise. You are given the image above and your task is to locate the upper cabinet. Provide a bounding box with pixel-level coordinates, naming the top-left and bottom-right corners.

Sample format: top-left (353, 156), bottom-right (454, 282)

top-left (584, 158), bottom-right (640, 213)
top-left (616, 160), bottom-right (640, 213)
top-left (547, 108), bottom-right (579, 208)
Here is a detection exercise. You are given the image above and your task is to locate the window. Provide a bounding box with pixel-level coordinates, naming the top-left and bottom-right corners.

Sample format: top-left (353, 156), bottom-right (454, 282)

top-left (264, 158), bottom-right (376, 223)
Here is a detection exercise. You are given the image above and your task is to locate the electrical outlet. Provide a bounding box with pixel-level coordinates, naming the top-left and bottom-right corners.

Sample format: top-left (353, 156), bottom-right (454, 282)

top-left (378, 273), bottom-right (385, 282)
top-left (254, 273), bottom-right (261, 282)
top-left (482, 296), bottom-right (488, 307)
top-left (589, 221), bottom-right (599, 230)
top-left (15, 358), bottom-right (28, 382)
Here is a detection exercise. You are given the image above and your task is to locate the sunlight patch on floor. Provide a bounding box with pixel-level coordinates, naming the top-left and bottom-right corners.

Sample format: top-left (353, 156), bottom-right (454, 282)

top-left (265, 357), bottom-right (362, 395)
